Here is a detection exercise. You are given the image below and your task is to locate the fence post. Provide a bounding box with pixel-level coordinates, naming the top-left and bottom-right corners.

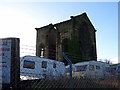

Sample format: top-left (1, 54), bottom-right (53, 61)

top-left (61, 52), bottom-right (73, 89)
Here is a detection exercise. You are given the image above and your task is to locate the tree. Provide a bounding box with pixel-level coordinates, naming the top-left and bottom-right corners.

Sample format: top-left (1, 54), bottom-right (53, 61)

top-left (104, 59), bottom-right (112, 65)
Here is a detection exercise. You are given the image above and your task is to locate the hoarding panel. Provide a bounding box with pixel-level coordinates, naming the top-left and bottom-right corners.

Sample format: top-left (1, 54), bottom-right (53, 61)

top-left (0, 40), bottom-right (2, 89)
top-left (0, 40), bottom-right (11, 84)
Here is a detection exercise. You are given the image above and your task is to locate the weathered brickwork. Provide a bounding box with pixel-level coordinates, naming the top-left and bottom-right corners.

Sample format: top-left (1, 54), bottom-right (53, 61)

top-left (35, 13), bottom-right (97, 65)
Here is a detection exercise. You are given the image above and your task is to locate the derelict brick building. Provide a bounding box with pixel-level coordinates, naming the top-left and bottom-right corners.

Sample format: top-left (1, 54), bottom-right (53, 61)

top-left (35, 13), bottom-right (97, 65)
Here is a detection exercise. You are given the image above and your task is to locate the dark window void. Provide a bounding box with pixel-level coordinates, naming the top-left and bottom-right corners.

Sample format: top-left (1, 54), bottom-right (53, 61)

top-left (90, 47), bottom-right (95, 60)
top-left (40, 48), bottom-right (44, 58)
top-left (42, 61), bottom-right (47, 68)
top-left (96, 66), bottom-right (100, 70)
top-left (89, 65), bottom-right (94, 70)
top-left (23, 60), bottom-right (35, 69)
top-left (46, 31), bottom-right (56, 60)
top-left (48, 46), bottom-right (56, 60)
top-left (39, 43), bottom-right (45, 58)
top-left (53, 63), bottom-right (56, 68)
top-left (62, 38), bottom-right (68, 65)
top-left (46, 35), bottom-right (49, 44)
top-left (75, 65), bottom-right (88, 71)
top-left (62, 38), bottom-right (68, 53)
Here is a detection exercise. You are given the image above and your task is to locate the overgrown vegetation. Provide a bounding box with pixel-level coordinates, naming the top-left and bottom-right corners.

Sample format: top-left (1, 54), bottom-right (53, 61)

top-left (67, 32), bottom-right (88, 64)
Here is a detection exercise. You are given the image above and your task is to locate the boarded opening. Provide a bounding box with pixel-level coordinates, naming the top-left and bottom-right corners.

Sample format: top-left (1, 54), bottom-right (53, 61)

top-left (62, 38), bottom-right (68, 65)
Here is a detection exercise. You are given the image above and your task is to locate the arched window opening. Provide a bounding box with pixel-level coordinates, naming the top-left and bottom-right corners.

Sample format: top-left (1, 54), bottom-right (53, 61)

top-left (39, 43), bottom-right (45, 58)
top-left (62, 38), bottom-right (69, 65)
top-left (62, 38), bottom-right (68, 53)
top-left (40, 48), bottom-right (44, 58)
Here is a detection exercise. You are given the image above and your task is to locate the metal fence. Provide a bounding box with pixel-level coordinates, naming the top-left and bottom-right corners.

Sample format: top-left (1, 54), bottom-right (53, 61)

top-left (3, 75), bottom-right (120, 89)
top-left (1, 45), bottom-right (120, 89)
top-left (17, 77), bottom-right (120, 89)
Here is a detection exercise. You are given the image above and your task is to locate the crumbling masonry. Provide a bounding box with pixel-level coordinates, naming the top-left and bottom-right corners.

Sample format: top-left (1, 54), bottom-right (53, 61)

top-left (35, 13), bottom-right (97, 65)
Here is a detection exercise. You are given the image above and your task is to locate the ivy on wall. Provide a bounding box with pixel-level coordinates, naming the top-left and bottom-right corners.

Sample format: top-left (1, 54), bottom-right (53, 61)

top-left (68, 33), bottom-right (84, 64)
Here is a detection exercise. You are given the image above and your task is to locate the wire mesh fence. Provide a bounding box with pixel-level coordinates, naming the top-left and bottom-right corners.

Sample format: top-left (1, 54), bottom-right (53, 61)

top-left (16, 75), bottom-right (120, 89)
top-left (1, 44), bottom-right (120, 89)
top-left (20, 44), bottom-right (36, 56)
top-left (3, 75), bottom-right (120, 89)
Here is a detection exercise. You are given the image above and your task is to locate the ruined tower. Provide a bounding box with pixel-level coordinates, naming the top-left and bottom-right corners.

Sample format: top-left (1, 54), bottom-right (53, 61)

top-left (35, 24), bottom-right (56, 60)
top-left (35, 12), bottom-right (97, 65)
